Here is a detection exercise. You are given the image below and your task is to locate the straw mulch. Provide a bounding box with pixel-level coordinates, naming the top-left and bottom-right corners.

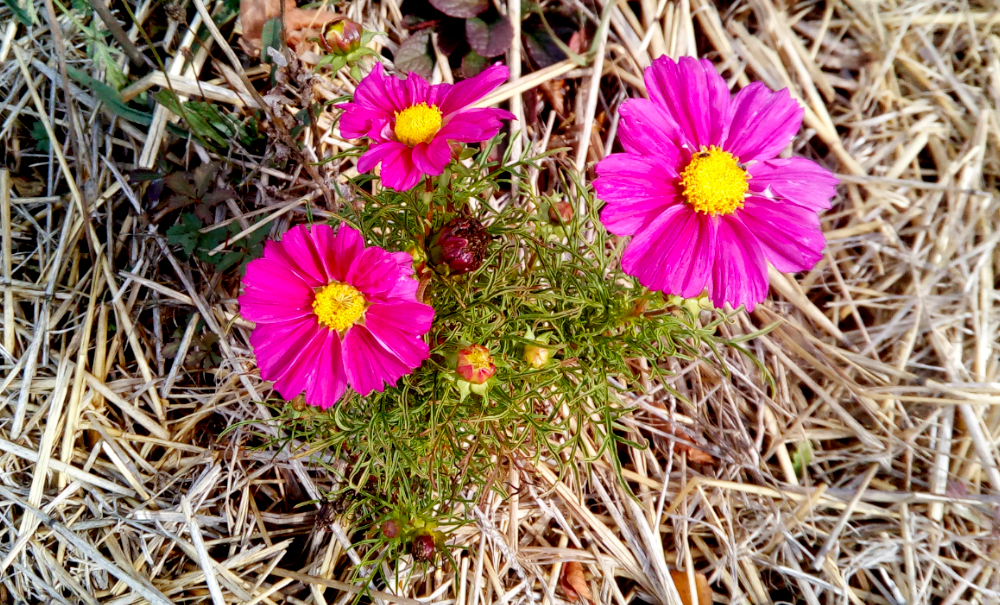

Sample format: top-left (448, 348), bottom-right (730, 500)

top-left (1, 0), bottom-right (998, 602)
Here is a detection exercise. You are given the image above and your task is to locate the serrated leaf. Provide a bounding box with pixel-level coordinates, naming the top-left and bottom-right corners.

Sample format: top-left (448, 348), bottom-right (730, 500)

top-left (395, 31), bottom-right (434, 79)
top-left (212, 251), bottom-right (245, 272)
top-left (30, 122), bottom-right (51, 152)
top-left (466, 15), bottom-right (512, 58)
top-left (166, 213), bottom-right (203, 256)
top-left (163, 172), bottom-right (198, 199)
top-left (429, 0), bottom-right (486, 18)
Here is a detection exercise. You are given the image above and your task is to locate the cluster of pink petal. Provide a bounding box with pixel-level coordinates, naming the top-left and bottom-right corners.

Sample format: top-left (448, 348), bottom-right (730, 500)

top-left (339, 64), bottom-right (515, 191)
top-left (239, 224), bottom-right (434, 409)
top-left (594, 56), bottom-right (838, 310)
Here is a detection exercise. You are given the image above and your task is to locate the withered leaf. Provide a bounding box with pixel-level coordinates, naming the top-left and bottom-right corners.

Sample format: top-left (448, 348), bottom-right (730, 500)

top-left (153, 162), bottom-right (236, 223)
top-left (559, 561), bottom-right (594, 605)
top-left (669, 570), bottom-right (712, 605)
top-left (11, 175), bottom-right (44, 198)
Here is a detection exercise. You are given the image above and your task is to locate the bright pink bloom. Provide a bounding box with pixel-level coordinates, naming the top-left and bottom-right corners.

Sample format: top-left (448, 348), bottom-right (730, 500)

top-left (339, 64), bottom-right (515, 191)
top-left (594, 56), bottom-right (838, 310)
top-left (239, 224), bottom-right (434, 409)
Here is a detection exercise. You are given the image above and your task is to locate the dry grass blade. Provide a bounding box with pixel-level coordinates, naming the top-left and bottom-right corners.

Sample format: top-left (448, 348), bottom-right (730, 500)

top-left (1, 0), bottom-right (998, 602)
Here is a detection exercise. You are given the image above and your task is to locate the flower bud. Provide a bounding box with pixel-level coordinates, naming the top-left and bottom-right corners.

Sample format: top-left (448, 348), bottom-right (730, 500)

top-left (427, 216), bottom-right (489, 275)
top-left (290, 393), bottom-right (308, 412)
top-left (523, 343), bottom-right (551, 369)
top-left (412, 533), bottom-right (436, 561)
top-left (548, 201), bottom-right (573, 225)
top-left (381, 519), bottom-right (400, 539)
top-left (321, 19), bottom-right (362, 55)
top-left (456, 344), bottom-right (496, 385)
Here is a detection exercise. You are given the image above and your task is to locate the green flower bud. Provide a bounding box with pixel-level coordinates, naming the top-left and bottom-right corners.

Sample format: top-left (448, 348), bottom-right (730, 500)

top-left (321, 19), bottom-right (362, 55)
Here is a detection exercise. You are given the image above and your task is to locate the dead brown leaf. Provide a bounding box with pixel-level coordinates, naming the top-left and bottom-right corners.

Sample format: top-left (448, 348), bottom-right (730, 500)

top-left (670, 570), bottom-right (712, 605)
top-left (239, 0), bottom-right (342, 55)
top-left (560, 561), bottom-right (594, 605)
top-left (649, 402), bottom-right (714, 464)
top-left (539, 79), bottom-right (566, 116)
top-left (11, 175), bottom-right (44, 197)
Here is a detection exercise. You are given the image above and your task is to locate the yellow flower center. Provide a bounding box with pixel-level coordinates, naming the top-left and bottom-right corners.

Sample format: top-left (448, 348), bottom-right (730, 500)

top-left (395, 103), bottom-right (443, 147)
top-left (313, 282), bottom-right (365, 332)
top-left (465, 346), bottom-right (493, 371)
top-left (680, 146), bottom-right (750, 216)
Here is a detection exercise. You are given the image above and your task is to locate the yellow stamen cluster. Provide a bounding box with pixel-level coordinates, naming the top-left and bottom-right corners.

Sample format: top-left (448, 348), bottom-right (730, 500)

top-left (464, 346), bottom-right (493, 371)
top-left (680, 146), bottom-right (750, 216)
top-left (394, 103), bottom-right (443, 147)
top-left (313, 282), bottom-right (365, 332)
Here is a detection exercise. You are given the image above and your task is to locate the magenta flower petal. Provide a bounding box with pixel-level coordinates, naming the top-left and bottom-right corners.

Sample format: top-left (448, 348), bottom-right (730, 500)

top-left (323, 224), bottom-right (365, 282)
top-left (365, 304), bottom-right (432, 368)
top-left (411, 139), bottom-right (451, 174)
top-left (644, 56), bottom-right (731, 149)
top-left (240, 223), bottom-right (434, 408)
top-left (275, 223), bottom-right (332, 284)
top-left (270, 324), bottom-right (330, 401)
top-left (346, 247), bottom-right (405, 299)
top-left (740, 197), bottom-right (825, 273)
top-left (621, 205), bottom-right (717, 298)
top-left (594, 154), bottom-right (682, 236)
top-left (339, 65), bottom-right (404, 139)
top-left (305, 330), bottom-right (347, 409)
top-left (724, 82), bottom-right (803, 162)
top-left (710, 217), bottom-right (769, 310)
top-left (618, 98), bottom-right (683, 165)
top-left (748, 158), bottom-right (838, 210)
top-left (343, 326), bottom-right (412, 395)
top-left (238, 257), bottom-right (314, 323)
top-left (438, 64), bottom-right (509, 115)
top-left (386, 251), bottom-right (420, 300)
top-left (377, 143), bottom-right (424, 191)
top-left (358, 141), bottom-right (406, 174)
top-left (436, 108), bottom-right (514, 143)
top-left (340, 64), bottom-right (514, 191)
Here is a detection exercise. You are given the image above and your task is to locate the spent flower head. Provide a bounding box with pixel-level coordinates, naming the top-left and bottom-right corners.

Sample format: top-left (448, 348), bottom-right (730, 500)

top-left (548, 200), bottom-right (573, 225)
top-left (594, 56), bottom-right (838, 310)
top-left (428, 216), bottom-right (489, 275)
top-left (456, 344), bottom-right (496, 385)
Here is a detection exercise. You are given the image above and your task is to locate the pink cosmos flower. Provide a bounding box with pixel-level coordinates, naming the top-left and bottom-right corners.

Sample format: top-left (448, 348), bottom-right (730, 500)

top-left (239, 223), bottom-right (434, 409)
top-left (339, 64), bottom-right (515, 191)
top-left (594, 56), bottom-right (839, 311)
